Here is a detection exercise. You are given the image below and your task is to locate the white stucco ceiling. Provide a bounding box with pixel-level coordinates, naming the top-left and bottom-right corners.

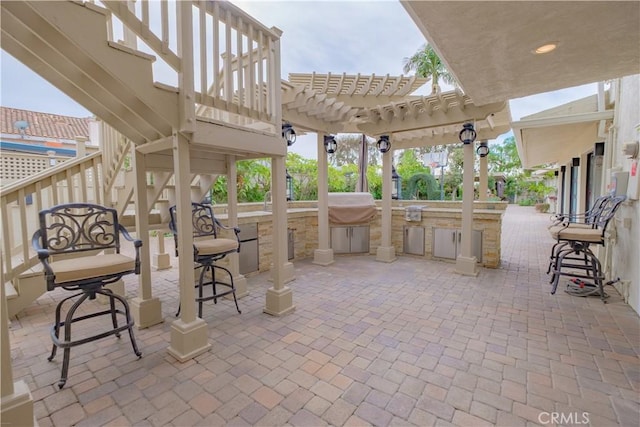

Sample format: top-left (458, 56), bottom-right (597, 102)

top-left (401, 1), bottom-right (640, 106)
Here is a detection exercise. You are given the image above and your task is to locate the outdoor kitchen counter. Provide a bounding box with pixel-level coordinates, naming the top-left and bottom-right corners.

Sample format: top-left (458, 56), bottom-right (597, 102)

top-left (212, 204), bottom-right (504, 271)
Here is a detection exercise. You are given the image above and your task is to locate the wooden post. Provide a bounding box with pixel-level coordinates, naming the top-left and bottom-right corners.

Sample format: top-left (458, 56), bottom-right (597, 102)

top-left (376, 145), bottom-right (396, 262)
top-left (264, 155), bottom-right (295, 316)
top-left (314, 132), bottom-right (334, 265)
top-left (456, 140), bottom-right (478, 276)
top-left (167, 132), bottom-right (211, 361)
top-left (130, 148), bottom-right (163, 329)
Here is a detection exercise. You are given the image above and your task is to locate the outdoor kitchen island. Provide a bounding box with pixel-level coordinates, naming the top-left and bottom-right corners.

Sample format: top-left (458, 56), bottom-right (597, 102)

top-left (210, 200), bottom-right (506, 276)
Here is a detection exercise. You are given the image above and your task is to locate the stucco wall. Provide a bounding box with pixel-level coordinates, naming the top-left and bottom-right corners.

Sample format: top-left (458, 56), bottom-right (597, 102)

top-left (611, 75), bottom-right (640, 314)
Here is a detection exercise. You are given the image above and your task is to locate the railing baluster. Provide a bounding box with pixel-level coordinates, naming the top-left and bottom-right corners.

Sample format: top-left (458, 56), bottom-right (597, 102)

top-left (141, 0), bottom-right (149, 28)
top-left (34, 181), bottom-right (43, 215)
top-left (212, 2), bottom-right (220, 98)
top-left (161, 1), bottom-right (169, 54)
top-left (93, 158), bottom-right (102, 205)
top-left (1, 198), bottom-right (12, 277)
top-left (236, 15), bottom-right (244, 109)
top-left (257, 30), bottom-right (264, 114)
top-left (51, 174), bottom-right (59, 206)
top-left (79, 163), bottom-right (88, 202)
top-left (224, 9), bottom-right (233, 103)
top-left (199, 1), bottom-right (207, 101)
top-left (18, 189), bottom-right (28, 260)
top-left (66, 169), bottom-right (74, 203)
top-left (248, 25), bottom-right (255, 112)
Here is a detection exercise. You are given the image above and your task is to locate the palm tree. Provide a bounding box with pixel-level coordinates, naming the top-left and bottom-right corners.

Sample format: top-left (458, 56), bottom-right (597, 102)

top-left (403, 44), bottom-right (457, 94)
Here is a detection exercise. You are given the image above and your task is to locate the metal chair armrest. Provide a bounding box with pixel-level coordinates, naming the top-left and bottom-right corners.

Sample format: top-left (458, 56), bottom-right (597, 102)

top-left (118, 224), bottom-right (143, 274)
top-left (31, 229), bottom-right (56, 290)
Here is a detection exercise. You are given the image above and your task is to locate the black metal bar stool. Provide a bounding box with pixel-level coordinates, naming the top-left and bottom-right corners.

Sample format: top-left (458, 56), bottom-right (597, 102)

top-left (31, 203), bottom-right (143, 388)
top-left (169, 202), bottom-right (242, 318)
top-left (550, 195), bottom-right (626, 302)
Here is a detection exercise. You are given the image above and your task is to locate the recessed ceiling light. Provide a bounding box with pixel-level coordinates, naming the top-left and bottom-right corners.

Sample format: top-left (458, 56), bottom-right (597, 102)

top-left (533, 42), bottom-right (558, 54)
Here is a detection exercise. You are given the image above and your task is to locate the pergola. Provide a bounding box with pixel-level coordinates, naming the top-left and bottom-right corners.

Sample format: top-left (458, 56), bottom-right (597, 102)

top-left (281, 72), bottom-right (511, 276)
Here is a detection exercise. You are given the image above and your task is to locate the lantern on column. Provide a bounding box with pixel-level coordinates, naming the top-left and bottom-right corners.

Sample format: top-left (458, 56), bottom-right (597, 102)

top-left (392, 165), bottom-right (401, 200)
top-left (286, 169), bottom-right (293, 201)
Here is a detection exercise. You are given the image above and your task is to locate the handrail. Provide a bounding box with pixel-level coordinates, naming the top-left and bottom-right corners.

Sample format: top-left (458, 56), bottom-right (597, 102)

top-left (0, 153), bottom-right (102, 202)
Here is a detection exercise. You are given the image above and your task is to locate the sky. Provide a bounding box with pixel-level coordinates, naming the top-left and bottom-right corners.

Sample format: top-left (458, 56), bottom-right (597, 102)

top-left (0, 0), bottom-right (596, 160)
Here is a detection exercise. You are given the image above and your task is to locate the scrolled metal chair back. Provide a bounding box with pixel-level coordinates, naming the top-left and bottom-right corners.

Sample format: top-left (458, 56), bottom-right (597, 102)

top-left (38, 203), bottom-right (121, 255)
top-left (191, 203), bottom-right (218, 239)
top-left (594, 195), bottom-right (626, 232)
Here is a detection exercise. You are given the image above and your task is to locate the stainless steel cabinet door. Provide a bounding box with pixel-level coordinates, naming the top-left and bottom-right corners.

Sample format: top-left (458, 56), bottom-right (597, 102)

top-left (403, 226), bottom-right (425, 255)
top-left (330, 227), bottom-right (351, 254)
top-left (433, 228), bottom-right (457, 259)
top-left (350, 225), bottom-right (370, 253)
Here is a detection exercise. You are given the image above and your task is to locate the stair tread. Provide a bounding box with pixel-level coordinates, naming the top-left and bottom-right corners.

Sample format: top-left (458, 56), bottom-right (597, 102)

top-left (4, 282), bottom-right (18, 300)
top-left (108, 41), bottom-right (156, 62)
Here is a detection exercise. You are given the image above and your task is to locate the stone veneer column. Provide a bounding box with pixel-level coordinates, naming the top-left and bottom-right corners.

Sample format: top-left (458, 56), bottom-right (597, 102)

top-left (314, 132), bottom-right (334, 265)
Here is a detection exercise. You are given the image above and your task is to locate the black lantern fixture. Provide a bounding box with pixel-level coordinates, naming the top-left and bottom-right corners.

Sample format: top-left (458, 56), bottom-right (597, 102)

top-left (476, 141), bottom-right (489, 157)
top-left (377, 135), bottom-right (391, 153)
top-left (286, 169), bottom-right (293, 201)
top-left (282, 123), bottom-right (296, 146)
top-left (458, 122), bottom-right (477, 145)
top-left (324, 135), bottom-right (337, 154)
top-left (392, 165), bottom-right (402, 200)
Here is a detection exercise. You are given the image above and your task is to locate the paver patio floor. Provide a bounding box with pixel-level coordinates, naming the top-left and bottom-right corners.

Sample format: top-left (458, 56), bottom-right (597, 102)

top-left (8, 205), bottom-right (639, 426)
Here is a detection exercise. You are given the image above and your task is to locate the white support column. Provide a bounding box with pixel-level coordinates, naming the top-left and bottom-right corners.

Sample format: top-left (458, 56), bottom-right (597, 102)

top-left (265, 155), bottom-right (295, 316)
top-left (479, 146), bottom-right (488, 201)
top-left (130, 149), bottom-right (163, 329)
top-left (456, 142), bottom-right (478, 276)
top-left (226, 155), bottom-right (248, 298)
top-left (167, 132), bottom-right (210, 361)
top-left (376, 147), bottom-right (396, 263)
top-left (1, 265), bottom-right (34, 426)
top-left (314, 133), bottom-right (334, 265)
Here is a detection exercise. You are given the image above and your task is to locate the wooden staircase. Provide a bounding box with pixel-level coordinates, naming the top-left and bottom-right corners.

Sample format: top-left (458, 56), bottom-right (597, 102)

top-left (1, 0), bottom-right (287, 316)
top-left (1, 0), bottom-right (285, 156)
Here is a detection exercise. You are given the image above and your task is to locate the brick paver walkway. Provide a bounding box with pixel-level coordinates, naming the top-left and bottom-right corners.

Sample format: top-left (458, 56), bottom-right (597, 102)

top-left (8, 205), bottom-right (639, 426)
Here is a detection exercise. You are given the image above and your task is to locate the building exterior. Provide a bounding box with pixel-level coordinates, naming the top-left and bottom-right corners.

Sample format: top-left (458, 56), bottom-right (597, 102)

top-left (1, 107), bottom-right (96, 185)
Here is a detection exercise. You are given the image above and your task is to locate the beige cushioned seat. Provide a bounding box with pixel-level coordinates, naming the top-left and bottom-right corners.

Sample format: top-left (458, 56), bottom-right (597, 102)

top-left (553, 227), bottom-right (602, 243)
top-left (194, 238), bottom-right (239, 255)
top-left (50, 254), bottom-right (135, 284)
top-left (547, 222), bottom-right (592, 230)
top-left (548, 223), bottom-right (593, 238)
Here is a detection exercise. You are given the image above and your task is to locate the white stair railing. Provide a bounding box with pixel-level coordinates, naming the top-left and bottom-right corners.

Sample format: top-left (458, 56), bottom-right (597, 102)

top-left (0, 153), bottom-right (103, 284)
top-left (101, 0), bottom-right (281, 129)
top-left (0, 121), bottom-right (131, 285)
